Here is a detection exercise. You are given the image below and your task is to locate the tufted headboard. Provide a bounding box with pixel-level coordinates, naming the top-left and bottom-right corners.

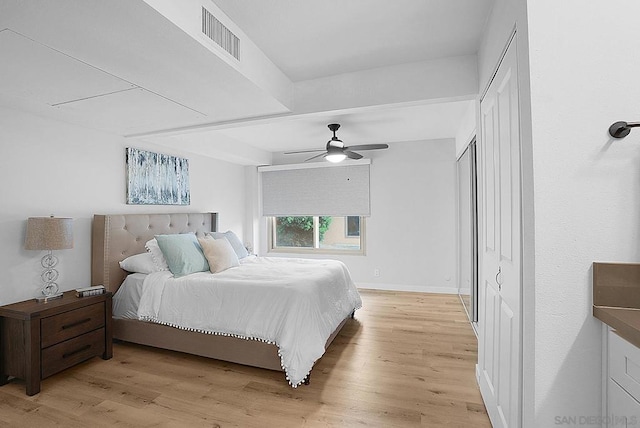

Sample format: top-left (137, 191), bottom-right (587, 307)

top-left (91, 213), bottom-right (218, 293)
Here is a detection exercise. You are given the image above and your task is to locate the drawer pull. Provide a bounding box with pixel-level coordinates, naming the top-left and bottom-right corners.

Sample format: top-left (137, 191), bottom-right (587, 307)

top-left (62, 318), bottom-right (91, 330)
top-left (62, 345), bottom-right (91, 359)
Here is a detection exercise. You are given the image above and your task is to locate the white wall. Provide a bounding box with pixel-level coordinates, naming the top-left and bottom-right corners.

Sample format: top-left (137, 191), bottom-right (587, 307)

top-left (0, 104), bottom-right (247, 306)
top-left (526, 0), bottom-right (640, 425)
top-left (480, 0), bottom-right (640, 425)
top-left (264, 139), bottom-right (458, 293)
top-left (294, 55), bottom-right (478, 114)
top-left (455, 101), bottom-right (477, 158)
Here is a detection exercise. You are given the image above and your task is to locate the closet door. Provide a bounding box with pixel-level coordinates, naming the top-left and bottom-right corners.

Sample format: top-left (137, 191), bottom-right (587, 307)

top-left (457, 141), bottom-right (478, 324)
top-left (477, 36), bottom-right (522, 428)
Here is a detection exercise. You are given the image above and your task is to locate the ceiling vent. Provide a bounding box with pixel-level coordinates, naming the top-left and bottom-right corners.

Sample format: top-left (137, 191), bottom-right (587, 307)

top-left (202, 7), bottom-right (240, 61)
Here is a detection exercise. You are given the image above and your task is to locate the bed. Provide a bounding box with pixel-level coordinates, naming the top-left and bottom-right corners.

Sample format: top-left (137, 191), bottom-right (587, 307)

top-left (91, 213), bottom-right (361, 386)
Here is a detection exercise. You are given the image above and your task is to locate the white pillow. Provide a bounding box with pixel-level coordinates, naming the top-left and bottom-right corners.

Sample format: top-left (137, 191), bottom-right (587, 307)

top-left (198, 235), bottom-right (240, 274)
top-left (208, 230), bottom-right (249, 259)
top-left (119, 252), bottom-right (158, 274)
top-left (145, 238), bottom-right (170, 271)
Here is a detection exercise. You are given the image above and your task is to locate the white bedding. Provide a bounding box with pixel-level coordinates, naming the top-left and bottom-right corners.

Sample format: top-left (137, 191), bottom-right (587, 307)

top-left (132, 256), bottom-right (362, 387)
top-left (113, 273), bottom-right (147, 319)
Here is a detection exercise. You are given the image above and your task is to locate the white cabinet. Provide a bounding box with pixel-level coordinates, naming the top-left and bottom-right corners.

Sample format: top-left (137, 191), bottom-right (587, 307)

top-left (607, 330), bottom-right (640, 427)
top-left (609, 379), bottom-right (640, 428)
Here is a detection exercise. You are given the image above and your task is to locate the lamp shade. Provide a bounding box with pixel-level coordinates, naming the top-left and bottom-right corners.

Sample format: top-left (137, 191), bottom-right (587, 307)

top-left (25, 217), bottom-right (74, 250)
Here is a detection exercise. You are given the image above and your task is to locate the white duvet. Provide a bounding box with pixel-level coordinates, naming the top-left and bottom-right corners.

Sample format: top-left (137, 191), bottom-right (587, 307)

top-left (137, 257), bottom-right (362, 387)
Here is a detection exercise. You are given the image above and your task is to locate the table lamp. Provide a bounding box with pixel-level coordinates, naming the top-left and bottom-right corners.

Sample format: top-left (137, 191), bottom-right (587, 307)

top-left (25, 216), bottom-right (73, 302)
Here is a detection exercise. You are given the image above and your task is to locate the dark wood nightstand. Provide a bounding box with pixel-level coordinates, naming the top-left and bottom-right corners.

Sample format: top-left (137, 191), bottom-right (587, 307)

top-left (0, 290), bottom-right (112, 395)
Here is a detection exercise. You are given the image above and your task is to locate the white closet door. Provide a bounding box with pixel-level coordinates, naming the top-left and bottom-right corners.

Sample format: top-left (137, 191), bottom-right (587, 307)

top-left (477, 36), bottom-right (522, 428)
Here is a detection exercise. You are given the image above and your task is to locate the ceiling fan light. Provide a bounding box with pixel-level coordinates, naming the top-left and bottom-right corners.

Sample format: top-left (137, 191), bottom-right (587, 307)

top-left (326, 153), bottom-right (347, 163)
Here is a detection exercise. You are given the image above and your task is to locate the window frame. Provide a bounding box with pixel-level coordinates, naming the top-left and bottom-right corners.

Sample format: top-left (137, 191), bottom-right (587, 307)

top-left (268, 216), bottom-right (366, 255)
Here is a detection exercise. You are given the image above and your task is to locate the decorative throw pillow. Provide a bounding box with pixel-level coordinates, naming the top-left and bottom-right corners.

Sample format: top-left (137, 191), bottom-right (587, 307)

top-left (119, 252), bottom-right (158, 274)
top-left (145, 238), bottom-right (170, 271)
top-left (208, 230), bottom-right (249, 259)
top-left (198, 235), bottom-right (240, 274)
top-left (155, 233), bottom-right (210, 278)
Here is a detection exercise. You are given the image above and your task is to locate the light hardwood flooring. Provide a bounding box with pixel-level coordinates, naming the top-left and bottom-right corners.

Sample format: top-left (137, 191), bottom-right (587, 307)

top-left (0, 290), bottom-right (491, 427)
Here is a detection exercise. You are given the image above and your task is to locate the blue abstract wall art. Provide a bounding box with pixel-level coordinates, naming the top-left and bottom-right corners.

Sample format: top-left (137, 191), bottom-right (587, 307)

top-left (126, 147), bottom-right (190, 205)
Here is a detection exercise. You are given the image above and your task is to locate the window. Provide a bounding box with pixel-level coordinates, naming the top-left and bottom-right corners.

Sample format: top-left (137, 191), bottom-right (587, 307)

top-left (270, 216), bottom-right (364, 254)
top-left (346, 216), bottom-right (360, 237)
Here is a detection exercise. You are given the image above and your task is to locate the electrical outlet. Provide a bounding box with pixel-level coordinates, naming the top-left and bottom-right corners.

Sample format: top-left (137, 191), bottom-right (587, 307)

top-left (373, 268), bottom-right (380, 277)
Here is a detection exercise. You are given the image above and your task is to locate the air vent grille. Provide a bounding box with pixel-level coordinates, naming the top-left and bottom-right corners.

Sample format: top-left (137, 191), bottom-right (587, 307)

top-left (202, 7), bottom-right (240, 61)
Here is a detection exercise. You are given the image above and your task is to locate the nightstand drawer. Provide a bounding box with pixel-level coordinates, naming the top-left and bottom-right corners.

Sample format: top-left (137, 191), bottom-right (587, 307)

top-left (41, 328), bottom-right (105, 379)
top-left (0, 291), bottom-right (112, 395)
top-left (41, 302), bottom-right (105, 348)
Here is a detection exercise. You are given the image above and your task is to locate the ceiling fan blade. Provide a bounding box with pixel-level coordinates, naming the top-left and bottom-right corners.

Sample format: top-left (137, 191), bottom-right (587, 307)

top-left (344, 150), bottom-right (363, 160)
top-left (304, 152), bottom-right (327, 162)
top-left (284, 148), bottom-right (326, 155)
top-left (344, 143), bottom-right (389, 151)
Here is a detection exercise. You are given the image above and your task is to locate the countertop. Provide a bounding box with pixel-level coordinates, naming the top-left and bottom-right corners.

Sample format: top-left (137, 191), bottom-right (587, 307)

top-left (593, 262), bottom-right (640, 348)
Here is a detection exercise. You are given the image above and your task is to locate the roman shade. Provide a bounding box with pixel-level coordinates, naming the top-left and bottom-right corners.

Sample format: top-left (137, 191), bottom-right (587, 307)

top-left (259, 161), bottom-right (371, 217)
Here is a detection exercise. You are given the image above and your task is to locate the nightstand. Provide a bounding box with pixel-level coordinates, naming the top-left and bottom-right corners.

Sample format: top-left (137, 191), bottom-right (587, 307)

top-left (0, 290), bottom-right (112, 395)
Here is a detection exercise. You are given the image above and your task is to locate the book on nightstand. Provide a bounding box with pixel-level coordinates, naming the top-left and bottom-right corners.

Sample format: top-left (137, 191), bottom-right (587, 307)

top-left (75, 285), bottom-right (106, 297)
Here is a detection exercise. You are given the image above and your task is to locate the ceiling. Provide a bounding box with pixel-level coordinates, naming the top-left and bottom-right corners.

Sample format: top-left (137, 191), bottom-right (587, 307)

top-left (0, 0), bottom-right (494, 164)
top-left (214, 0), bottom-right (493, 82)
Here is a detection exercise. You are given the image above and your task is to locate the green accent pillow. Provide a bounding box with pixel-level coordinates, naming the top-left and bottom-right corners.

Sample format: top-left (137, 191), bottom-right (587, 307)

top-left (155, 233), bottom-right (209, 278)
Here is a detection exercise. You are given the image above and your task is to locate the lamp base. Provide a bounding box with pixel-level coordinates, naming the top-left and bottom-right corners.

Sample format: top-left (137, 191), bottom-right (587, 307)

top-left (35, 293), bottom-right (64, 303)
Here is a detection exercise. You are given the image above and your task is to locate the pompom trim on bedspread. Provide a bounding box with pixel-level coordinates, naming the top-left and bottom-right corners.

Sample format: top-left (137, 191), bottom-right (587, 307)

top-left (140, 305), bottom-right (362, 388)
top-left (139, 309), bottom-right (359, 388)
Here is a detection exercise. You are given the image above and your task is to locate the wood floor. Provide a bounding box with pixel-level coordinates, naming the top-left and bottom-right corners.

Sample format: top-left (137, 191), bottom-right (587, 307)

top-left (0, 290), bottom-right (491, 427)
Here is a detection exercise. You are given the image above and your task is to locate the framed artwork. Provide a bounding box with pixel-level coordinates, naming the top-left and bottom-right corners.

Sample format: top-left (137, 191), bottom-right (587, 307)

top-left (126, 147), bottom-right (190, 205)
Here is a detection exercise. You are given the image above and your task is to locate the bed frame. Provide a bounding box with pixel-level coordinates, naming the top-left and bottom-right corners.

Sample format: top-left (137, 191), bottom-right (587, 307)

top-left (91, 213), bottom-right (348, 377)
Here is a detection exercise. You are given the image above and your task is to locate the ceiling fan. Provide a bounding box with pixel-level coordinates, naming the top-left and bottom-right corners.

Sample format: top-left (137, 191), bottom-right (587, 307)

top-left (284, 124), bottom-right (389, 163)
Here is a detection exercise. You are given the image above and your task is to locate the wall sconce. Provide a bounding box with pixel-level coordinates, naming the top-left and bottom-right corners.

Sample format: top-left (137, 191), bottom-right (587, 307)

top-left (25, 216), bottom-right (74, 302)
top-left (609, 121), bottom-right (640, 139)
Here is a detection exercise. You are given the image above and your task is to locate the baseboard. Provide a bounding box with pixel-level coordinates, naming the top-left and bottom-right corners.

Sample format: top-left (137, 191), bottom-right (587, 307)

top-left (459, 287), bottom-right (471, 296)
top-left (356, 282), bottom-right (460, 294)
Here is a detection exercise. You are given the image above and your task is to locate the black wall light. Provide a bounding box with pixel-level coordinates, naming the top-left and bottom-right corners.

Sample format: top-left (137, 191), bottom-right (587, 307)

top-left (609, 121), bottom-right (640, 138)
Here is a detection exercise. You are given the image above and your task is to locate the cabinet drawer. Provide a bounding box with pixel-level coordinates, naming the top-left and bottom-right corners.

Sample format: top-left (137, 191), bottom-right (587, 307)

top-left (41, 302), bottom-right (105, 348)
top-left (608, 378), bottom-right (640, 426)
top-left (610, 330), bottom-right (640, 402)
top-left (41, 328), bottom-right (105, 379)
